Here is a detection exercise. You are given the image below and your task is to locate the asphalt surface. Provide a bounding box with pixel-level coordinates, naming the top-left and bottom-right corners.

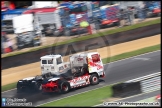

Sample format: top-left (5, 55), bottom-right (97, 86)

top-left (1, 50), bottom-right (160, 106)
top-left (97, 90), bottom-right (161, 107)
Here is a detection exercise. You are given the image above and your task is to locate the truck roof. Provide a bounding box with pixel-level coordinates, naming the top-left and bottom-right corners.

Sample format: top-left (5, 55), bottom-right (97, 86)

top-left (23, 7), bottom-right (57, 14)
top-left (70, 52), bottom-right (99, 58)
top-left (40, 54), bottom-right (61, 59)
top-left (2, 8), bottom-right (29, 14)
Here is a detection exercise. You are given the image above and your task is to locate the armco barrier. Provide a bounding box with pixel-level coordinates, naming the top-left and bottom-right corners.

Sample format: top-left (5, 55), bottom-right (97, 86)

top-left (112, 72), bottom-right (161, 98)
top-left (2, 23), bottom-right (160, 70)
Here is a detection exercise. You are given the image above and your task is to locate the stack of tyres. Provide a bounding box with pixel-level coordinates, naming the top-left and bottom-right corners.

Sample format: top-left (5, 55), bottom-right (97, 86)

top-left (112, 82), bottom-right (142, 98)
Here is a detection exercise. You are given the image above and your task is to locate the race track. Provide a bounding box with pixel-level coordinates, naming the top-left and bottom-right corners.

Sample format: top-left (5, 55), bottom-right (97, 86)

top-left (2, 51), bottom-right (160, 106)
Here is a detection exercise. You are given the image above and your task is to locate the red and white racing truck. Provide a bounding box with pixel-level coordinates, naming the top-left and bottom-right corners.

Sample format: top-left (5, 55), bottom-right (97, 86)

top-left (16, 52), bottom-right (105, 94)
top-left (41, 52), bottom-right (105, 94)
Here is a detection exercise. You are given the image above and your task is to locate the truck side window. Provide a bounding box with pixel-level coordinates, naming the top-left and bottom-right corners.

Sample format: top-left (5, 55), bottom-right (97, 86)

top-left (42, 60), bottom-right (47, 64)
top-left (91, 54), bottom-right (100, 62)
top-left (48, 60), bottom-right (53, 64)
top-left (57, 57), bottom-right (62, 65)
top-left (59, 66), bottom-right (64, 72)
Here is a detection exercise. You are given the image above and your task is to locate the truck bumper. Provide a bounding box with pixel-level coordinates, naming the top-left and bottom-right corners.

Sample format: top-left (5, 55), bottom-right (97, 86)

top-left (42, 86), bottom-right (59, 92)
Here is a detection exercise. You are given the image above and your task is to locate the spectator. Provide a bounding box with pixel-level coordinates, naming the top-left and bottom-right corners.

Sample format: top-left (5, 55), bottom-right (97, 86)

top-left (117, 9), bottom-right (126, 27)
top-left (126, 7), bottom-right (135, 25)
top-left (137, 2), bottom-right (146, 22)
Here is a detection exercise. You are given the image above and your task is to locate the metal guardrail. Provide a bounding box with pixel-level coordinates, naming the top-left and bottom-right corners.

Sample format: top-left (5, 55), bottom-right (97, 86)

top-left (94, 72), bottom-right (161, 107)
top-left (125, 72), bottom-right (161, 93)
top-left (125, 72), bottom-right (160, 83)
top-left (140, 75), bottom-right (161, 93)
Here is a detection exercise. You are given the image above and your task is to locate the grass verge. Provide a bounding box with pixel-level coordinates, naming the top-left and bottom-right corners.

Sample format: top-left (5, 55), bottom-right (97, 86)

top-left (2, 82), bottom-right (17, 92)
top-left (2, 44), bottom-right (160, 93)
top-left (40, 85), bottom-right (113, 107)
top-left (2, 18), bottom-right (160, 58)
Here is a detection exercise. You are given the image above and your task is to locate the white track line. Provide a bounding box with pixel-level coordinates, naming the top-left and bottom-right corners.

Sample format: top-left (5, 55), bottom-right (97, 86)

top-left (2, 88), bottom-right (17, 93)
top-left (2, 50), bottom-right (160, 94)
top-left (104, 50), bottom-right (160, 65)
top-left (36, 71), bottom-right (161, 106)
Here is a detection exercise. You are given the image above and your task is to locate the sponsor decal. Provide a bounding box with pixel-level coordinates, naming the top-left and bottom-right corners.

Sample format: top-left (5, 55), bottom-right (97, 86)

top-left (70, 75), bottom-right (90, 84)
top-left (77, 58), bottom-right (83, 61)
top-left (89, 61), bottom-right (103, 70)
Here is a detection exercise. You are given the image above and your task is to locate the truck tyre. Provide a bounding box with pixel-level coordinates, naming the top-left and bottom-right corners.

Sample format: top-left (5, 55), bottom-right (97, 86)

top-left (90, 74), bottom-right (99, 85)
top-left (64, 29), bottom-right (71, 36)
top-left (53, 30), bottom-right (60, 36)
top-left (60, 82), bottom-right (70, 94)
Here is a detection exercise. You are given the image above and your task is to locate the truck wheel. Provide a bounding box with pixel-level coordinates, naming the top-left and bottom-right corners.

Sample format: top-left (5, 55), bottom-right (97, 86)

top-left (64, 29), bottom-right (71, 36)
top-left (90, 74), bottom-right (99, 85)
top-left (60, 82), bottom-right (70, 94)
top-left (53, 30), bottom-right (60, 36)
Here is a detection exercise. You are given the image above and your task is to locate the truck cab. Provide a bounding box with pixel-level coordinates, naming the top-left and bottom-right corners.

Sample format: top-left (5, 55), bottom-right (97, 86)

top-left (40, 54), bottom-right (70, 74)
top-left (69, 52), bottom-right (105, 78)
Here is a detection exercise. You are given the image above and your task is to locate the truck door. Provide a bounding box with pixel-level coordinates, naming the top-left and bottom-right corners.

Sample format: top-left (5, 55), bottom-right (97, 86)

top-left (88, 53), bottom-right (104, 73)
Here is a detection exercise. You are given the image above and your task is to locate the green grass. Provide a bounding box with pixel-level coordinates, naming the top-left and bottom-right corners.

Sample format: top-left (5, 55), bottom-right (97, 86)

top-left (2, 82), bottom-right (17, 92)
top-left (2, 18), bottom-right (160, 58)
top-left (102, 44), bottom-right (161, 64)
top-left (40, 85), bottom-right (113, 107)
top-left (2, 44), bottom-right (160, 93)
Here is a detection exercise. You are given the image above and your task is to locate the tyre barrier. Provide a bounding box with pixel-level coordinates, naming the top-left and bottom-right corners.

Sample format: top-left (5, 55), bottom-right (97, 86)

top-left (112, 72), bottom-right (161, 98)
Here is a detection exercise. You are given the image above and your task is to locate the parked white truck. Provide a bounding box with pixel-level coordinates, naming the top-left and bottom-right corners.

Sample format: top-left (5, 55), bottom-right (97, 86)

top-left (13, 14), bottom-right (42, 49)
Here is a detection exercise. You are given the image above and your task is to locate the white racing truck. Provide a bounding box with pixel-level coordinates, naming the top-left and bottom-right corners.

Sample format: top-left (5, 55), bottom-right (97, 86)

top-left (13, 14), bottom-right (42, 50)
top-left (16, 52), bottom-right (105, 94)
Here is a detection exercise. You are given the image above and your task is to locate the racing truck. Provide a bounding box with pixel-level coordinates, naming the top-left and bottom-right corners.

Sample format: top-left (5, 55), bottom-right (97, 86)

top-left (145, 1), bottom-right (161, 17)
top-left (41, 52), bottom-right (105, 94)
top-left (16, 52), bottom-right (105, 94)
top-left (91, 2), bottom-right (120, 30)
top-left (16, 54), bottom-right (70, 93)
top-left (13, 14), bottom-right (42, 49)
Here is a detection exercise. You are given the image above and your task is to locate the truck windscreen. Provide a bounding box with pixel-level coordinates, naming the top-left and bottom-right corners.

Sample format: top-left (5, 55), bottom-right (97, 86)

top-left (69, 5), bottom-right (87, 13)
top-left (99, 1), bottom-right (118, 7)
